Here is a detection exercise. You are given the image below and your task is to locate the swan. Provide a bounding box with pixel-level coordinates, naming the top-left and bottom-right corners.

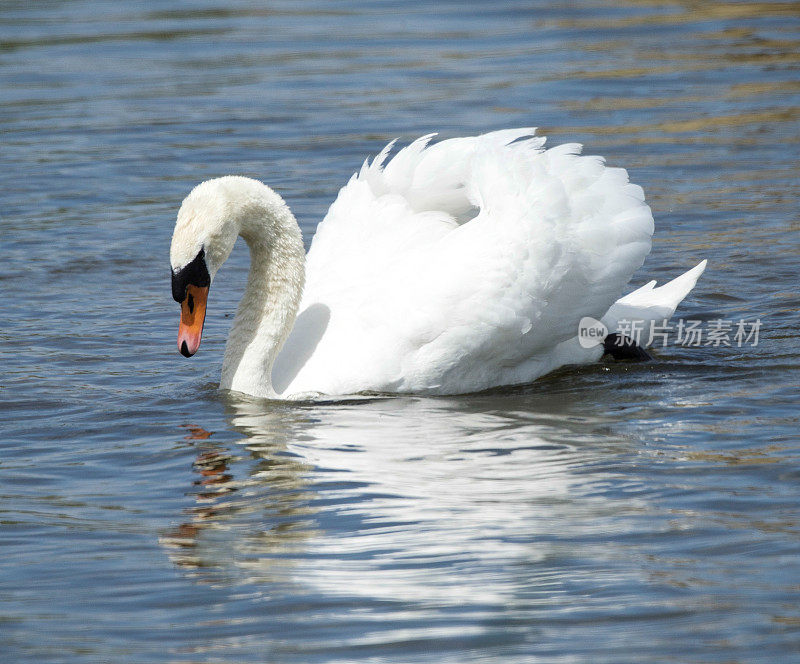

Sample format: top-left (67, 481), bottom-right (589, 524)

top-left (170, 128), bottom-right (706, 399)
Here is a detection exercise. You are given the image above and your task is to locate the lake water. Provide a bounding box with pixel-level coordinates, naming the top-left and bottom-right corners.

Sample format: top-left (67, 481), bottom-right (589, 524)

top-left (2, 1), bottom-right (799, 662)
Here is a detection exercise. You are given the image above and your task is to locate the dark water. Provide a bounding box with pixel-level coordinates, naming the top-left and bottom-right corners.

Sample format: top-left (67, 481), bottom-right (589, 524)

top-left (2, 1), bottom-right (799, 662)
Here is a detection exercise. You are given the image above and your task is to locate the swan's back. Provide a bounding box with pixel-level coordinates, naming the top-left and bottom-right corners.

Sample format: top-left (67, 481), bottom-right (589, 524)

top-left (274, 129), bottom-right (654, 396)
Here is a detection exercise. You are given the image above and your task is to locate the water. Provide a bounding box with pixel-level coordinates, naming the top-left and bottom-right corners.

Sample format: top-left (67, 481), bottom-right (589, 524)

top-left (2, 1), bottom-right (799, 661)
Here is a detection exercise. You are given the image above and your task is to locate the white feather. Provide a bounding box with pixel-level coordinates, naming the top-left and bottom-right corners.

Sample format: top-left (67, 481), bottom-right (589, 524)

top-left (602, 260), bottom-right (707, 346)
top-left (274, 130), bottom-right (697, 396)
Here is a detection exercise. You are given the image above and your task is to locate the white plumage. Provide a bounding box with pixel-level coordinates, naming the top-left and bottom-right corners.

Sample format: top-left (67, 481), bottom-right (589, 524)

top-left (170, 129), bottom-right (706, 399)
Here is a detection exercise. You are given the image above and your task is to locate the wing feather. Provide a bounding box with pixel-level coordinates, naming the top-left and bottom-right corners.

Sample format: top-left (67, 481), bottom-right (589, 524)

top-left (279, 130), bottom-right (654, 395)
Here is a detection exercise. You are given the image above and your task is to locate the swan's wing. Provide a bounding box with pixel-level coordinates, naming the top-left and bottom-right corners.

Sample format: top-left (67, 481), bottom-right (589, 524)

top-left (280, 129), bottom-right (654, 395)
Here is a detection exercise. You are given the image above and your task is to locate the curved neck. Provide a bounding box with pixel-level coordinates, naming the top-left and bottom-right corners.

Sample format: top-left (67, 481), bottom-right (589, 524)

top-left (219, 189), bottom-right (305, 398)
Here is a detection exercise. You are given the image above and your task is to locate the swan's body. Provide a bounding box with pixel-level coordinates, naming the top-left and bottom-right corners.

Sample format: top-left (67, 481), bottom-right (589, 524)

top-left (170, 129), bottom-right (705, 399)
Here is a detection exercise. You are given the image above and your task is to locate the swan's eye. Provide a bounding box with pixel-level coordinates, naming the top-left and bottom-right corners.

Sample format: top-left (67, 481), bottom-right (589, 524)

top-left (171, 247), bottom-right (211, 303)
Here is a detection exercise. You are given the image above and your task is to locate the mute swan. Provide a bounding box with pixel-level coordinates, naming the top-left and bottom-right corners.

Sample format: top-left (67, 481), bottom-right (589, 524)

top-left (170, 129), bottom-right (706, 399)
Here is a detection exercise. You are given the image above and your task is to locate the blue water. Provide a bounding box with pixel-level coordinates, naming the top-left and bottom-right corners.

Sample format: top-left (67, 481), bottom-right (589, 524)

top-left (2, 1), bottom-right (799, 662)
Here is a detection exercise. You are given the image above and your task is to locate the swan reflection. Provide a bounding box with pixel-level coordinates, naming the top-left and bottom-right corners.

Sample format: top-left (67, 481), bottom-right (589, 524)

top-left (162, 391), bottom-right (637, 604)
top-left (161, 405), bottom-right (316, 581)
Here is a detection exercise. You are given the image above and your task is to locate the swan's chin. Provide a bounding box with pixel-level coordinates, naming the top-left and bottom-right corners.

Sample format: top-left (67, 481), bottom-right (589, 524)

top-left (177, 284), bottom-right (208, 357)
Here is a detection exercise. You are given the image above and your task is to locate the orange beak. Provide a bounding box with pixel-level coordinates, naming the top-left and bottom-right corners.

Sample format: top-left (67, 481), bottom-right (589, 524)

top-left (177, 284), bottom-right (209, 357)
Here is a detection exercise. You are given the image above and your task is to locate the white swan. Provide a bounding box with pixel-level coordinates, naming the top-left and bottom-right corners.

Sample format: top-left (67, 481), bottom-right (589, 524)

top-left (170, 129), bottom-right (706, 399)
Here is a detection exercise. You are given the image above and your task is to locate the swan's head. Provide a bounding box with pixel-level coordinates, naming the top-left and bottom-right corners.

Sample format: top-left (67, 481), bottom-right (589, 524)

top-left (170, 177), bottom-right (259, 357)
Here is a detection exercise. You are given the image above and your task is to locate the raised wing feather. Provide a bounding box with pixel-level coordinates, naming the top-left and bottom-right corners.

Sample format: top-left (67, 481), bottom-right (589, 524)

top-left (276, 129), bottom-right (654, 395)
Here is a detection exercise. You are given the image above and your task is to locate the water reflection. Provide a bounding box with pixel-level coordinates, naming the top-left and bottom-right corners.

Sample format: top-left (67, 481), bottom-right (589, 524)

top-left (163, 390), bottom-right (643, 606)
top-left (161, 405), bottom-right (316, 583)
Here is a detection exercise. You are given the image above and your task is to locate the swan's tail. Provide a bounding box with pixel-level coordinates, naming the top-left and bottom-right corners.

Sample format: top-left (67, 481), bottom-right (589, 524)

top-left (602, 260), bottom-right (707, 348)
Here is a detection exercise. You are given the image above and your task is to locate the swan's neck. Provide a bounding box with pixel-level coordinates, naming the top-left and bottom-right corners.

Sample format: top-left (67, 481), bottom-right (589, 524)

top-left (219, 189), bottom-right (305, 398)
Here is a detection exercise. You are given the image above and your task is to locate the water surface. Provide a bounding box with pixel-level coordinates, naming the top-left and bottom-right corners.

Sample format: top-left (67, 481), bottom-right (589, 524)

top-left (2, 1), bottom-right (799, 662)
